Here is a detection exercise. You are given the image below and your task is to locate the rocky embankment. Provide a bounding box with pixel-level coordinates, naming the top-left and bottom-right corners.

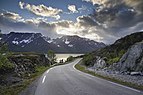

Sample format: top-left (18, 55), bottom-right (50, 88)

top-left (0, 54), bottom-right (50, 86)
top-left (116, 41), bottom-right (143, 72)
top-left (88, 41), bottom-right (143, 86)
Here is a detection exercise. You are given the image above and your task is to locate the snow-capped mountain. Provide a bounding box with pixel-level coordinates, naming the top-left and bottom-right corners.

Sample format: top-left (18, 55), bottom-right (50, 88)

top-left (1, 32), bottom-right (106, 53)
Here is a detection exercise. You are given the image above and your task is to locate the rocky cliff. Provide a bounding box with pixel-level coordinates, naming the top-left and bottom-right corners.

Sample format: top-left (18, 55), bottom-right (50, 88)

top-left (116, 41), bottom-right (143, 73)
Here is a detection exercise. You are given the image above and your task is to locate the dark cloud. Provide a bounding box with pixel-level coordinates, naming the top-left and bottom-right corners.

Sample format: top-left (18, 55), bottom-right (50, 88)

top-left (77, 15), bottom-right (98, 27)
top-left (0, 12), bottom-right (58, 38)
top-left (79, 0), bottom-right (143, 43)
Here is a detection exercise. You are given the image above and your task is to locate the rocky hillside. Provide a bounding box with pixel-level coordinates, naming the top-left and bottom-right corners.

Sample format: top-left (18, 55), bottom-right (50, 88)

top-left (82, 32), bottom-right (143, 87)
top-left (0, 53), bottom-right (50, 86)
top-left (92, 32), bottom-right (143, 64)
top-left (1, 32), bottom-right (105, 53)
top-left (116, 41), bottom-right (143, 73)
top-left (83, 32), bottom-right (143, 72)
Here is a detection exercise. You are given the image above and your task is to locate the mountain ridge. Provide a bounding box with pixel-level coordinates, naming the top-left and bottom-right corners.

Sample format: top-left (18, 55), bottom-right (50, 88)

top-left (1, 32), bottom-right (106, 53)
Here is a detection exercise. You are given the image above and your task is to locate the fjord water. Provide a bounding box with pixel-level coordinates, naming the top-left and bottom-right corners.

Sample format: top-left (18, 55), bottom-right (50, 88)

top-left (56, 54), bottom-right (83, 62)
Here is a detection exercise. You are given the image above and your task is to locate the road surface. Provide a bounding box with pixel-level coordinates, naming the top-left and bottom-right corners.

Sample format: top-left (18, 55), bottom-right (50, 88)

top-left (35, 59), bottom-right (143, 95)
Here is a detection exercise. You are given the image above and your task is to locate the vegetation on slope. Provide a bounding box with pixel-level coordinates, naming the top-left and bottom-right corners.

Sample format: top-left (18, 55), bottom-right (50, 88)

top-left (83, 32), bottom-right (143, 66)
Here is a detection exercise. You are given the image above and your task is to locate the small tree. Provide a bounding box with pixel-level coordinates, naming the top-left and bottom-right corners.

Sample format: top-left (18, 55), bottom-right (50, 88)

top-left (82, 54), bottom-right (94, 66)
top-left (66, 56), bottom-right (74, 62)
top-left (47, 50), bottom-right (56, 65)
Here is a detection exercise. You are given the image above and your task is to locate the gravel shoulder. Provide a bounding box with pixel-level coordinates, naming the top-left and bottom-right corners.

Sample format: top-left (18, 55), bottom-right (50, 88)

top-left (88, 67), bottom-right (143, 86)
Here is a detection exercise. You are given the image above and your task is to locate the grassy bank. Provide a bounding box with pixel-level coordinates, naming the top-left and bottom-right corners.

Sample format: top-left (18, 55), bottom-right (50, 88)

top-left (75, 61), bottom-right (143, 91)
top-left (0, 66), bottom-right (49, 95)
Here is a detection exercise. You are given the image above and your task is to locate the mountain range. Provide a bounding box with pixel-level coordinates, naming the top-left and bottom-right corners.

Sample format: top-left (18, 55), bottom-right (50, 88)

top-left (1, 32), bottom-right (106, 53)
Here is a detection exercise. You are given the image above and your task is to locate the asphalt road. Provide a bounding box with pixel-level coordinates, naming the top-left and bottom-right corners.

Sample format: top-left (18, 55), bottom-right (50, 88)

top-left (35, 59), bottom-right (143, 95)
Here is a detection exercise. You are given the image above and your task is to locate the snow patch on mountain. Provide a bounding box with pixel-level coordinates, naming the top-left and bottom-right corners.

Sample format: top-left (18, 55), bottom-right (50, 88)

top-left (12, 41), bottom-right (19, 45)
top-left (68, 44), bottom-right (73, 47)
top-left (47, 40), bottom-right (53, 43)
top-left (20, 39), bottom-right (33, 44)
top-left (65, 39), bottom-right (70, 44)
top-left (57, 45), bottom-right (60, 47)
top-left (14, 38), bottom-right (18, 40)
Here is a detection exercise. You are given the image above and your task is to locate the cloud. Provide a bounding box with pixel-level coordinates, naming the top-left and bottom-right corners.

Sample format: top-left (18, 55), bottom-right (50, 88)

top-left (83, 0), bottom-right (143, 13)
top-left (68, 5), bottom-right (78, 13)
top-left (0, 10), bottom-right (129, 43)
top-left (123, 0), bottom-right (143, 12)
top-left (19, 1), bottom-right (62, 20)
top-left (80, 0), bottom-right (143, 43)
top-left (0, 11), bottom-right (22, 20)
top-left (2, 0), bottom-right (143, 44)
top-left (83, 0), bottom-right (107, 5)
top-left (0, 11), bottom-right (58, 37)
top-left (76, 15), bottom-right (98, 27)
top-left (19, 1), bottom-right (24, 9)
top-left (0, 10), bottom-right (115, 43)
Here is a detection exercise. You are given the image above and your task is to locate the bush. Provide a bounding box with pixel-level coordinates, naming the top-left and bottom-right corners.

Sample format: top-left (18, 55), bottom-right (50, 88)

top-left (0, 54), bottom-right (14, 72)
top-left (66, 56), bottom-right (74, 62)
top-left (106, 57), bottom-right (120, 65)
top-left (48, 50), bottom-right (56, 65)
top-left (82, 54), bottom-right (94, 66)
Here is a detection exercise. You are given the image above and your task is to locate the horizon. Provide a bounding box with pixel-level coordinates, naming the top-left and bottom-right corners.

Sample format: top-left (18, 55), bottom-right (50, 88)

top-left (1, 0), bottom-right (143, 44)
top-left (1, 31), bottom-right (143, 45)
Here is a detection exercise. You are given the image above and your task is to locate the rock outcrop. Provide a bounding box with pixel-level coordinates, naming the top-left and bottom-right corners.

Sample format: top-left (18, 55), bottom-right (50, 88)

top-left (0, 54), bottom-right (50, 86)
top-left (117, 41), bottom-right (143, 73)
top-left (9, 54), bottom-right (50, 76)
top-left (93, 56), bottom-right (107, 69)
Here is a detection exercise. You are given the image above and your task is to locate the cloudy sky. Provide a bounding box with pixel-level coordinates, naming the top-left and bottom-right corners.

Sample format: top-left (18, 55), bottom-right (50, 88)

top-left (0, 0), bottom-right (143, 44)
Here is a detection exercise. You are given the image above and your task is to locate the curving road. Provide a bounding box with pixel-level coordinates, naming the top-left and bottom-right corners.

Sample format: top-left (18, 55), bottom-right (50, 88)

top-left (35, 59), bottom-right (143, 95)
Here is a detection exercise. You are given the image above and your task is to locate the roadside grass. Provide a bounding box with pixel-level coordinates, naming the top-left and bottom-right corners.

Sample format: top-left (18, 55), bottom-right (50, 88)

top-left (0, 66), bottom-right (49, 95)
top-left (75, 61), bottom-right (143, 91)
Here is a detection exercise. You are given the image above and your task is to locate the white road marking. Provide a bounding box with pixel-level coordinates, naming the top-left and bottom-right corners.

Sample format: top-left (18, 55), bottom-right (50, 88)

top-left (46, 70), bottom-right (49, 74)
top-left (42, 76), bottom-right (46, 83)
top-left (107, 81), bottom-right (141, 93)
top-left (73, 62), bottom-right (94, 79)
top-left (73, 64), bottom-right (94, 81)
top-left (73, 61), bottom-right (141, 93)
top-left (42, 68), bottom-right (53, 83)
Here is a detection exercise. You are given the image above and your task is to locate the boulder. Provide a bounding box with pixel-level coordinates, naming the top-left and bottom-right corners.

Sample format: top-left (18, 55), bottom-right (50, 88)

top-left (93, 56), bottom-right (107, 69)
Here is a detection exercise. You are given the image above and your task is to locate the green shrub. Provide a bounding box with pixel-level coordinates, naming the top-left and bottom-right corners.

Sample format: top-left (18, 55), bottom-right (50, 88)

top-left (48, 50), bottom-right (56, 65)
top-left (0, 54), bottom-right (14, 71)
top-left (82, 54), bottom-right (94, 66)
top-left (66, 56), bottom-right (74, 62)
top-left (107, 57), bottom-right (120, 64)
